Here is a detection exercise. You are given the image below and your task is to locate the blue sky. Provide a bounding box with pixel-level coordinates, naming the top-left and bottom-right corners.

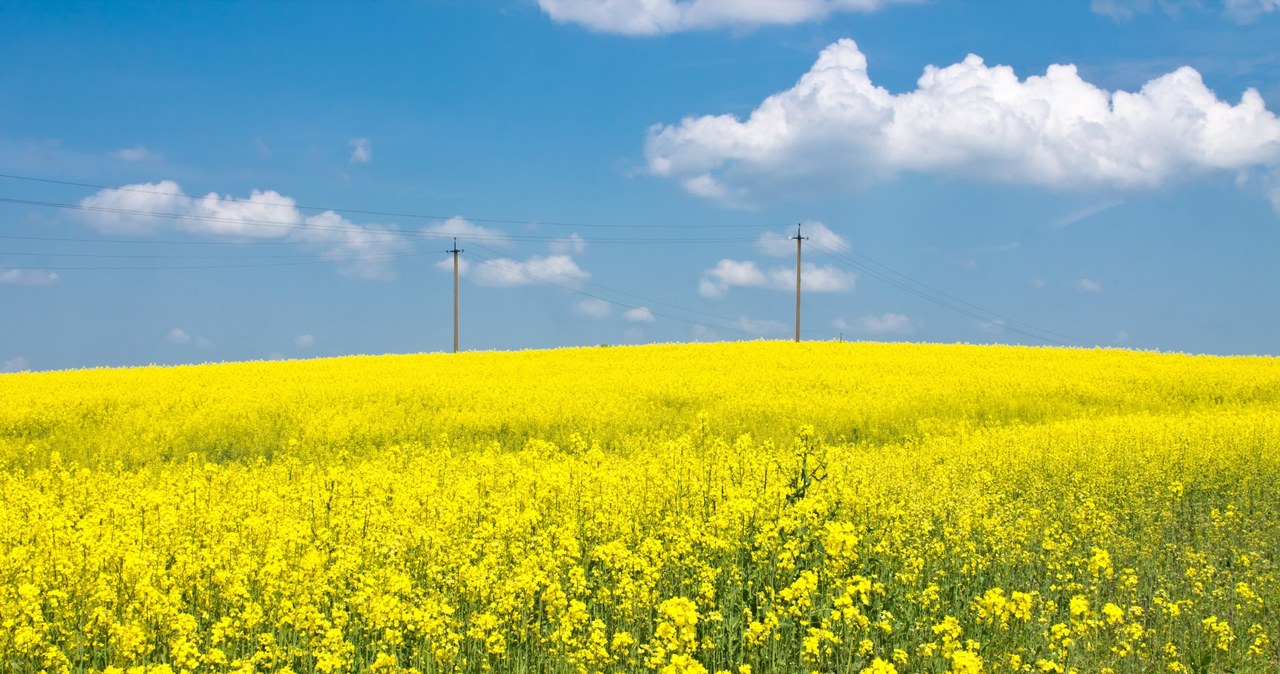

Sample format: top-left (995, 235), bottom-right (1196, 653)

top-left (2, 0), bottom-right (1279, 371)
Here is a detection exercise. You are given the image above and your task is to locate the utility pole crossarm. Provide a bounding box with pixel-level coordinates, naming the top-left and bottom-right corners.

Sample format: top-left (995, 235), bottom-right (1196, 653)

top-left (792, 223), bottom-right (808, 343)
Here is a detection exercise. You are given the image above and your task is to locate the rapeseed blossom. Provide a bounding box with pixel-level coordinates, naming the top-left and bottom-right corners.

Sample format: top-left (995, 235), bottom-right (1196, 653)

top-left (0, 341), bottom-right (1277, 672)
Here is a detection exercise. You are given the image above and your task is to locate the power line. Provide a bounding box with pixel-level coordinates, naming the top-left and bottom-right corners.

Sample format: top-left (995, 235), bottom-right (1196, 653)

top-left (0, 198), bottom-right (763, 245)
top-left (0, 250), bottom-right (430, 271)
top-left (0, 172), bottom-right (780, 230)
top-left (463, 244), bottom-right (839, 341)
top-left (0, 171), bottom-right (1086, 346)
top-left (0, 249), bottom-right (345, 260)
top-left (809, 240), bottom-right (1092, 347)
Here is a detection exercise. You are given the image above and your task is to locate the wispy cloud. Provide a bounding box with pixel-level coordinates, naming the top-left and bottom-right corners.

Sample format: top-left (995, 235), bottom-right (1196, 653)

top-left (0, 268), bottom-right (59, 286)
top-left (549, 233), bottom-right (587, 255)
top-left (1093, 0), bottom-right (1278, 23)
top-left (575, 298), bottom-right (612, 318)
top-left (349, 137), bottom-right (372, 164)
top-left (112, 144), bottom-right (159, 162)
top-left (1055, 200), bottom-right (1125, 228)
top-left (736, 315), bottom-right (788, 335)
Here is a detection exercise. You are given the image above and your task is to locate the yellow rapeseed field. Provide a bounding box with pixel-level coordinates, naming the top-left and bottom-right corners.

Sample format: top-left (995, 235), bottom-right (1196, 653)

top-left (1, 341), bottom-right (1277, 674)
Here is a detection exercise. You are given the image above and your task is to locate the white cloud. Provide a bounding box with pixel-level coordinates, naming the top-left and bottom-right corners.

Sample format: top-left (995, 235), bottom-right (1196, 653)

top-left (978, 319), bottom-right (1007, 334)
top-left (1055, 199), bottom-right (1125, 228)
top-left (3, 356), bottom-right (29, 373)
top-left (113, 144), bottom-right (158, 161)
top-left (536, 0), bottom-right (915, 35)
top-left (757, 221), bottom-right (851, 257)
top-left (466, 254), bottom-right (590, 287)
top-left (549, 233), bottom-right (587, 255)
top-left (623, 307), bottom-right (655, 323)
top-left (801, 264), bottom-right (859, 292)
top-left (736, 315), bottom-right (788, 335)
top-left (75, 181), bottom-right (410, 280)
top-left (647, 39), bottom-right (1280, 204)
top-left (699, 259), bottom-right (767, 298)
top-left (1225, 0), bottom-right (1279, 21)
top-left (1030, 277), bottom-right (1048, 289)
top-left (681, 174), bottom-right (739, 203)
top-left (290, 211), bottom-right (411, 281)
top-left (1093, 0), bottom-right (1277, 22)
top-left (295, 334), bottom-right (316, 347)
top-left (0, 268), bottom-right (59, 286)
top-left (835, 312), bottom-right (914, 335)
top-left (79, 181), bottom-right (192, 235)
top-left (424, 216), bottom-right (511, 246)
top-left (1077, 278), bottom-right (1104, 292)
top-left (349, 137), bottom-right (372, 164)
top-left (168, 328), bottom-right (192, 344)
top-left (576, 298), bottom-right (612, 318)
top-left (80, 181), bottom-right (303, 238)
top-left (699, 258), bottom-right (856, 298)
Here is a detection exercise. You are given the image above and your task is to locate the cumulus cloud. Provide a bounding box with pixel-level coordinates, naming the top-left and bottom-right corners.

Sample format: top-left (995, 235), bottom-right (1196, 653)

top-left (835, 312), bottom-right (914, 335)
top-left (0, 268), bottom-right (59, 286)
top-left (698, 258), bottom-right (856, 298)
top-left (424, 216), bottom-right (511, 247)
top-left (646, 39), bottom-right (1280, 206)
top-left (1077, 278), bottom-right (1104, 292)
top-left (536, 0), bottom-right (914, 35)
top-left (168, 328), bottom-right (192, 344)
top-left (113, 144), bottom-right (158, 161)
top-left (349, 137), bottom-right (372, 164)
top-left (576, 297), bottom-right (612, 318)
top-left (74, 181), bottom-right (411, 280)
top-left (462, 254), bottom-right (590, 287)
top-left (623, 307), bottom-right (656, 323)
top-left (757, 221), bottom-right (851, 257)
top-left (3, 356), bottom-right (29, 373)
top-left (295, 334), bottom-right (316, 347)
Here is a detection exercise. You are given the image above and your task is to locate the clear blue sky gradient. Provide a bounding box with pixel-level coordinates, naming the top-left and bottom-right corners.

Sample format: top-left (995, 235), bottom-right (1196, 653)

top-left (2, 1), bottom-right (1278, 371)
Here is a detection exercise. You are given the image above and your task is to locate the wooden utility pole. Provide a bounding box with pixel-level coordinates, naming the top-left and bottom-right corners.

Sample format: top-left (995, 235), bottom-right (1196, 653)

top-left (448, 238), bottom-right (463, 353)
top-left (792, 223), bottom-right (807, 342)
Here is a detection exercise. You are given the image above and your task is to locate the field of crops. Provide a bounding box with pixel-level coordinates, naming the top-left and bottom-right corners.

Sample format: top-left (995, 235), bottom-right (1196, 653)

top-left (1, 341), bottom-right (1277, 674)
